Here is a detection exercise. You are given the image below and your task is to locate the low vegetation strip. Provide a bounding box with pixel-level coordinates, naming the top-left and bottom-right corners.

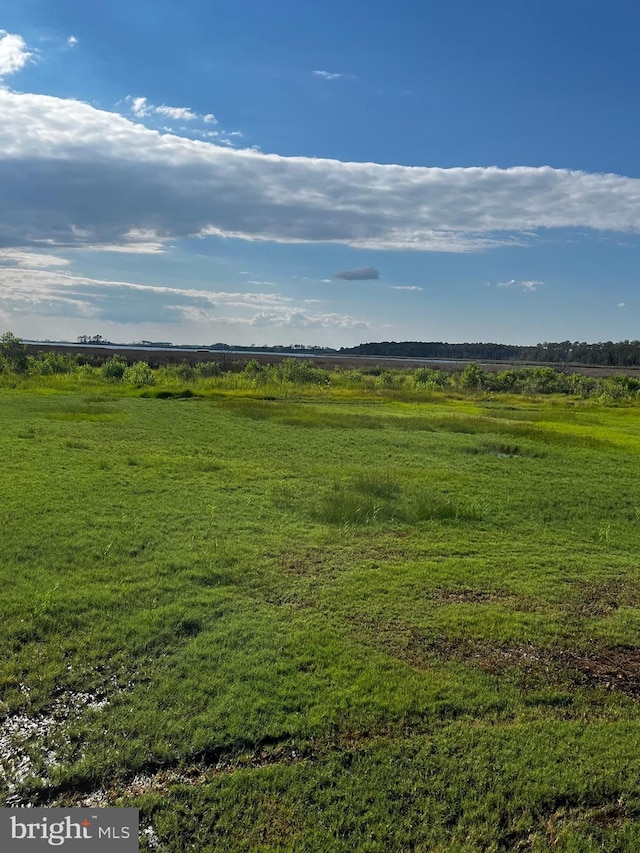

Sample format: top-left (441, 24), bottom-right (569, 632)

top-left (2, 341), bottom-right (640, 850)
top-left (6, 331), bottom-right (640, 401)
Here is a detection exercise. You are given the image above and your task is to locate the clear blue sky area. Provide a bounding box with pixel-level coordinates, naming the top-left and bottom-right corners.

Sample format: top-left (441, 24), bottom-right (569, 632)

top-left (1, 1), bottom-right (639, 345)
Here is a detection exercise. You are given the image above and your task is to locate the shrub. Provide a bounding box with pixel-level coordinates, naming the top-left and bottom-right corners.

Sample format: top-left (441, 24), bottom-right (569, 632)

top-left (29, 351), bottom-right (77, 375)
top-left (0, 331), bottom-right (28, 373)
top-left (376, 371), bottom-right (398, 387)
top-left (195, 361), bottom-right (222, 378)
top-left (458, 363), bottom-right (488, 390)
top-left (565, 373), bottom-right (598, 397)
top-left (414, 367), bottom-right (447, 387)
top-left (243, 359), bottom-right (263, 376)
top-left (603, 374), bottom-right (640, 399)
top-left (174, 363), bottom-right (195, 382)
top-left (243, 359), bottom-right (269, 385)
top-left (278, 359), bottom-right (329, 385)
top-left (522, 367), bottom-right (567, 395)
top-left (101, 355), bottom-right (128, 380)
top-left (490, 370), bottom-right (524, 393)
top-left (124, 361), bottom-right (155, 387)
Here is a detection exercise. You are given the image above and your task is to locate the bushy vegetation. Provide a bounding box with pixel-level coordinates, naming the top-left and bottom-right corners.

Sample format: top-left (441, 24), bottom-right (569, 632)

top-left (4, 333), bottom-right (640, 403)
top-left (0, 331), bottom-right (28, 373)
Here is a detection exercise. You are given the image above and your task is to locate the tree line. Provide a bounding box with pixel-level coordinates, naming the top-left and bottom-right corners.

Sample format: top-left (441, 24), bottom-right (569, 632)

top-left (341, 340), bottom-right (640, 366)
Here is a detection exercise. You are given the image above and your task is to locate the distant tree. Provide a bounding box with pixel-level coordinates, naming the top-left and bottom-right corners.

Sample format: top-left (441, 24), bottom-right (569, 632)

top-left (0, 331), bottom-right (28, 373)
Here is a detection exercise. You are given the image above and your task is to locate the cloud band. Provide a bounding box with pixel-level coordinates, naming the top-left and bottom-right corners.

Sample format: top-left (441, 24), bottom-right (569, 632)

top-left (2, 90), bottom-right (640, 255)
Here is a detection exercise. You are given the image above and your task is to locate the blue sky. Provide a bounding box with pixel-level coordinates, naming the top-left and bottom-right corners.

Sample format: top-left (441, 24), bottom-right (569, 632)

top-left (1, 1), bottom-right (640, 346)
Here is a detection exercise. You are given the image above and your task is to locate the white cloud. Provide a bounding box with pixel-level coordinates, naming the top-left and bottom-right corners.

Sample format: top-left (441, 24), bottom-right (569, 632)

top-left (617, 302), bottom-right (626, 308)
top-left (495, 279), bottom-right (543, 292)
top-left (4, 89), bottom-right (640, 257)
top-left (0, 31), bottom-right (32, 78)
top-left (312, 70), bottom-right (344, 80)
top-left (391, 285), bottom-right (423, 291)
top-left (125, 95), bottom-right (217, 124)
top-left (0, 266), bottom-right (368, 330)
top-left (83, 228), bottom-right (167, 254)
top-left (0, 249), bottom-right (71, 268)
top-left (67, 36), bottom-right (78, 47)
top-left (129, 96), bottom-right (150, 117)
top-left (155, 104), bottom-right (199, 121)
top-left (239, 309), bottom-right (366, 329)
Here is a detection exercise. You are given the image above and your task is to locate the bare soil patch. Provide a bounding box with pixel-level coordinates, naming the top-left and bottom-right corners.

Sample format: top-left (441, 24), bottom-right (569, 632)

top-left (564, 577), bottom-right (640, 617)
top-left (366, 622), bottom-right (640, 699)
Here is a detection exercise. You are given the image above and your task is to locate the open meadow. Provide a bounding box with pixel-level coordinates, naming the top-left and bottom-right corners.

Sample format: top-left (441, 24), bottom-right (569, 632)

top-left (2, 358), bottom-right (640, 851)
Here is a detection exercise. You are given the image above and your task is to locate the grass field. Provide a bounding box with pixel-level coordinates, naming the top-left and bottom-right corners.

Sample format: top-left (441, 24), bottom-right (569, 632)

top-left (2, 375), bottom-right (640, 851)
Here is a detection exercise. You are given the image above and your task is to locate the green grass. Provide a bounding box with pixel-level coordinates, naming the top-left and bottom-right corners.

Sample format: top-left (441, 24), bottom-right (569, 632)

top-left (2, 383), bottom-right (640, 850)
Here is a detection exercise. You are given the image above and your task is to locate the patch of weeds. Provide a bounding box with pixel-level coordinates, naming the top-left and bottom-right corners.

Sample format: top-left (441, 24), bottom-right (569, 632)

top-left (193, 460), bottom-right (221, 473)
top-left (462, 441), bottom-right (545, 458)
top-left (411, 490), bottom-right (486, 523)
top-left (17, 427), bottom-right (37, 439)
top-left (394, 417), bottom-right (435, 432)
top-left (315, 484), bottom-right (396, 526)
top-left (126, 457), bottom-right (139, 467)
top-left (224, 399), bottom-right (386, 430)
top-left (222, 399), bottom-right (273, 420)
top-left (64, 439), bottom-right (90, 450)
top-left (314, 473), bottom-right (486, 527)
top-left (430, 415), bottom-right (480, 434)
top-left (352, 471), bottom-right (401, 500)
top-left (48, 403), bottom-right (120, 421)
top-left (314, 471), bottom-right (403, 525)
top-left (175, 617), bottom-right (203, 638)
top-left (496, 444), bottom-right (523, 457)
top-left (270, 482), bottom-right (300, 511)
top-left (288, 411), bottom-right (385, 430)
top-left (182, 456), bottom-right (222, 473)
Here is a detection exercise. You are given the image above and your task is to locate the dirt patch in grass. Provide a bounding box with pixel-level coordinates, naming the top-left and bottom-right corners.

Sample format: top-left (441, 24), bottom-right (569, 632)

top-left (561, 647), bottom-right (640, 697)
top-left (276, 542), bottom-right (409, 578)
top-left (475, 642), bottom-right (640, 699)
top-left (564, 578), bottom-right (640, 617)
top-left (55, 743), bottom-right (312, 808)
top-left (278, 548), bottom-right (328, 578)
top-left (510, 802), bottom-right (630, 851)
top-left (429, 587), bottom-right (541, 610)
top-left (368, 622), bottom-right (640, 699)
